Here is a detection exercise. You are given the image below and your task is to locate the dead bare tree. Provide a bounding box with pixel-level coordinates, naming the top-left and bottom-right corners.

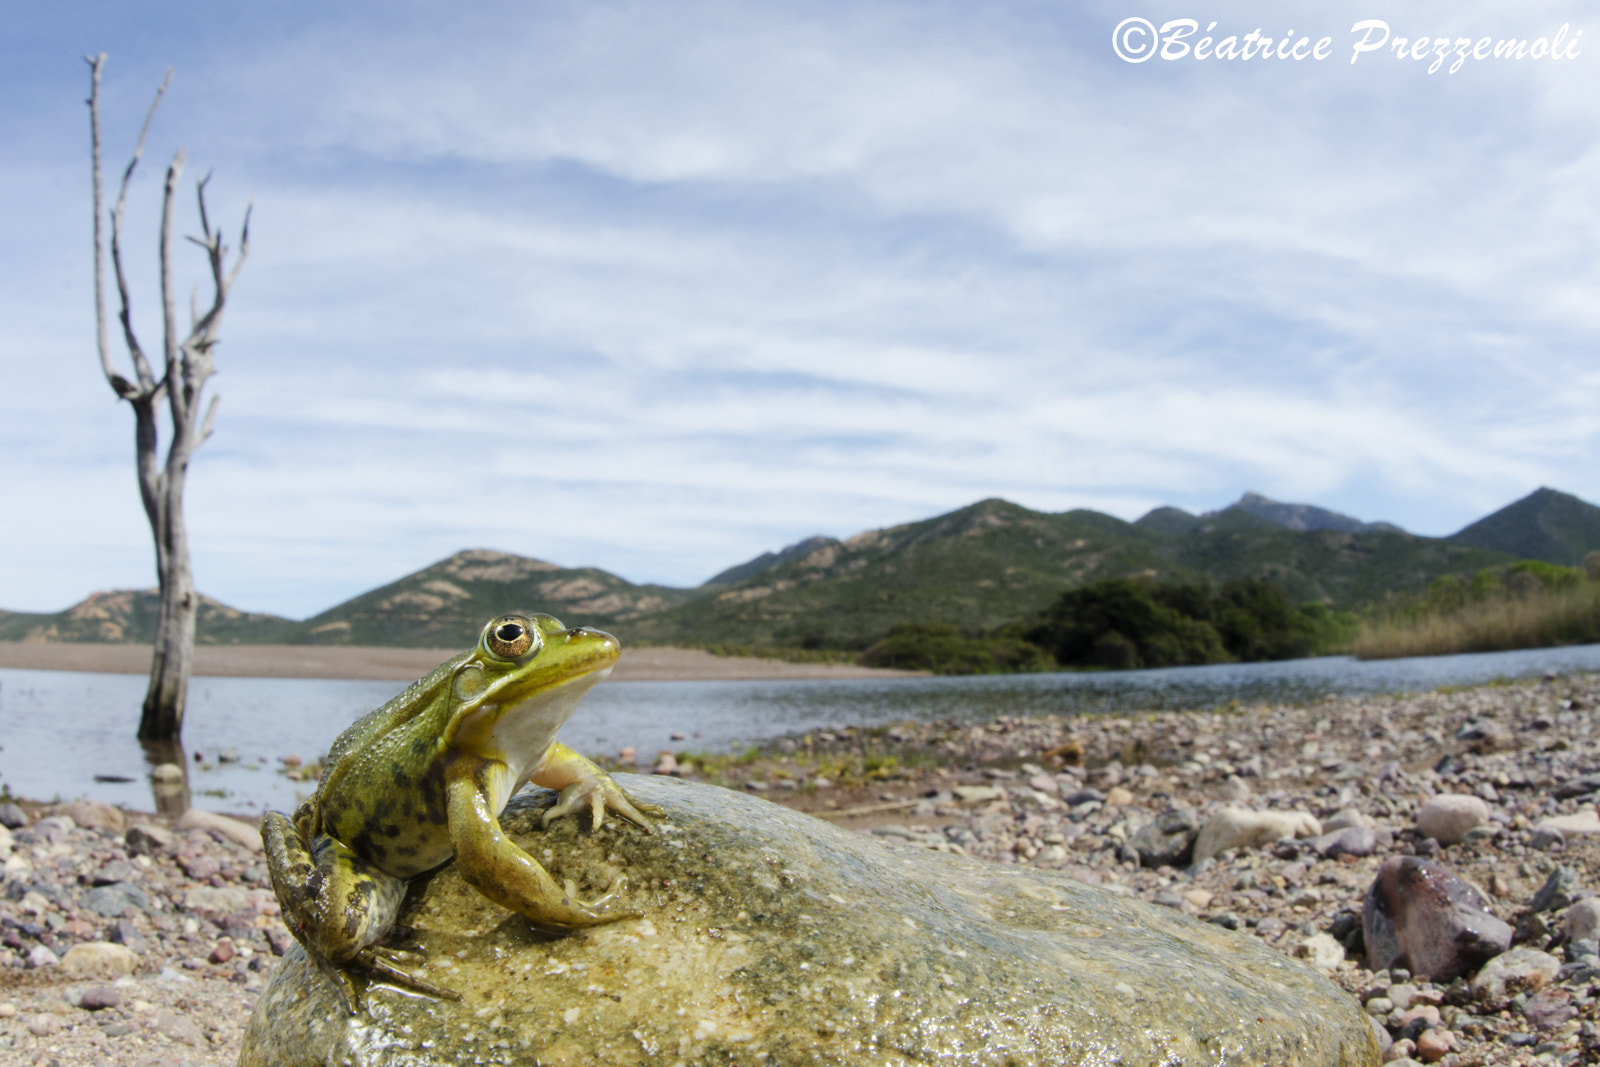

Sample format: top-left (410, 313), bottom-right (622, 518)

top-left (87, 54), bottom-right (251, 742)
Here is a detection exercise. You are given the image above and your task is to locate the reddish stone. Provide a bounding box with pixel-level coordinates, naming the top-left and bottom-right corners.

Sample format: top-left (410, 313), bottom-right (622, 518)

top-left (1414, 1028), bottom-right (1456, 1062)
top-left (1363, 856), bottom-right (1512, 981)
top-left (180, 854), bottom-right (220, 880)
top-left (1522, 988), bottom-right (1576, 1031)
top-left (209, 940), bottom-right (235, 964)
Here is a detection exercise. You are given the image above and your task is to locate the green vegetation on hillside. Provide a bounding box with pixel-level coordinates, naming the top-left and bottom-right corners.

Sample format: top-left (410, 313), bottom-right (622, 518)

top-left (1351, 556), bottom-right (1600, 659)
top-left (16, 488), bottom-right (1600, 667)
top-left (1447, 487), bottom-right (1600, 566)
top-left (860, 623), bottom-right (1052, 674)
top-left (0, 590), bottom-right (294, 645)
top-left (1024, 577), bottom-right (1355, 670)
top-left (851, 577), bottom-right (1357, 675)
top-left (623, 498), bottom-right (1511, 650)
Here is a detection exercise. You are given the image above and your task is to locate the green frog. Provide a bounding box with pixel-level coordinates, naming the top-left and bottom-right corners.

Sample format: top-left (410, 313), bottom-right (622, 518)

top-left (261, 612), bottom-right (662, 1013)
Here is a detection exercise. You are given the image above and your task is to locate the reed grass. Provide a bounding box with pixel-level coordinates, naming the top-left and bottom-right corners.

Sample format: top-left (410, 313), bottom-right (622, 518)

top-left (1351, 582), bottom-right (1600, 659)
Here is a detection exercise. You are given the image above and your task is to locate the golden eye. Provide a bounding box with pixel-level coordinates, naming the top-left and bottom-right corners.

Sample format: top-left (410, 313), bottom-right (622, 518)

top-left (485, 616), bottom-right (538, 658)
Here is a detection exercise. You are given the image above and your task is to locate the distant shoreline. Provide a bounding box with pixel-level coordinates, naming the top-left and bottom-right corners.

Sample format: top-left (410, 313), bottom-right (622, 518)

top-left (0, 641), bottom-right (926, 682)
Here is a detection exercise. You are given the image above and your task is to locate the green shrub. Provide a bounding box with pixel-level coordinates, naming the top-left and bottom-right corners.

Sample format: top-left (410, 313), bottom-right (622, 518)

top-left (860, 623), bottom-right (1053, 675)
top-left (1024, 576), bottom-right (1345, 669)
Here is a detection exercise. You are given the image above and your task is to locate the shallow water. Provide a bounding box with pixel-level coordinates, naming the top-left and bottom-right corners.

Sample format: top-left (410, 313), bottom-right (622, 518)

top-left (5, 642), bottom-right (1600, 815)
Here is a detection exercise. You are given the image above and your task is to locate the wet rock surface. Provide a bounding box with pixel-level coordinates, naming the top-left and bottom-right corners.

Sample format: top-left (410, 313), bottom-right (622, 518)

top-left (240, 776), bottom-right (1376, 1066)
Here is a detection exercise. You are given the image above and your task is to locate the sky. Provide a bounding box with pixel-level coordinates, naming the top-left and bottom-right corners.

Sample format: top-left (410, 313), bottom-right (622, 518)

top-left (3, 1), bottom-right (1598, 619)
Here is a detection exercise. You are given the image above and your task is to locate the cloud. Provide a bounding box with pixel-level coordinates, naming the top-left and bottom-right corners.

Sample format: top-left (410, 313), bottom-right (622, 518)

top-left (2, 0), bottom-right (1598, 616)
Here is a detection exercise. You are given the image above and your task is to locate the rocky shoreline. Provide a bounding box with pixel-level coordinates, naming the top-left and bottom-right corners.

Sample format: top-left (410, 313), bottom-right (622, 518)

top-left (4, 672), bottom-right (1600, 1065)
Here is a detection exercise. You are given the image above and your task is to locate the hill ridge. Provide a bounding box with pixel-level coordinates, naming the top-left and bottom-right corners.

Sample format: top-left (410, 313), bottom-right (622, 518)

top-left (10, 487), bottom-right (1600, 650)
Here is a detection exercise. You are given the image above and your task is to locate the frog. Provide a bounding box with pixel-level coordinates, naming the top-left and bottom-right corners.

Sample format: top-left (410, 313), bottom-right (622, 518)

top-left (261, 612), bottom-right (663, 1013)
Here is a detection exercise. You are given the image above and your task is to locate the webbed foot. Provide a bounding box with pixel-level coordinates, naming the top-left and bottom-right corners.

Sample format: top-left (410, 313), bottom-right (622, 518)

top-left (542, 779), bottom-right (665, 832)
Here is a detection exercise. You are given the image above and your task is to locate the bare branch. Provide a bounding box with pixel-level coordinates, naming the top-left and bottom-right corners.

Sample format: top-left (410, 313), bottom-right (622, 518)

top-left (86, 54), bottom-right (116, 390)
top-left (195, 171), bottom-right (213, 240)
top-left (228, 203), bottom-right (253, 291)
top-left (104, 65), bottom-right (174, 397)
top-left (196, 394), bottom-right (220, 447)
top-left (159, 148), bottom-right (186, 430)
top-left (182, 181), bottom-right (250, 372)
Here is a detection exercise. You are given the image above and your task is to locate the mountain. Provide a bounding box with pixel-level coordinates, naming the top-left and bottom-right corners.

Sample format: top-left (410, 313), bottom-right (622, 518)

top-left (14, 488), bottom-right (1589, 652)
top-left (283, 549), bottom-right (702, 648)
top-left (1447, 487), bottom-right (1600, 567)
top-left (621, 498), bottom-right (1512, 649)
top-left (625, 499), bottom-right (1185, 648)
top-left (0, 590), bottom-right (294, 644)
top-left (1151, 514), bottom-right (1507, 609)
top-left (1133, 506), bottom-right (1202, 537)
top-left (1218, 492), bottom-right (1402, 534)
top-left (705, 535), bottom-right (841, 586)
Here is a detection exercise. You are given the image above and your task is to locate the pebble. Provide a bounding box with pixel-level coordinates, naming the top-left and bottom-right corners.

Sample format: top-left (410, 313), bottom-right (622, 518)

top-left (1532, 864), bottom-right (1583, 912)
top-left (1413, 1027), bottom-right (1455, 1061)
top-left (60, 940), bottom-right (141, 978)
top-left (1567, 896), bottom-right (1600, 941)
top-left (1414, 793), bottom-right (1488, 846)
top-left (1384, 1037), bottom-right (1416, 1062)
top-left (1293, 932), bottom-right (1345, 971)
top-left (80, 984), bottom-right (121, 1010)
top-left (82, 880), bottom-right (150, 917)
top-left (1470, 947), bottom-right (1562, 1007)
top-left (1192, 806), bottom-right (1320, 863)
top-left (1539, 810), bottom-right (1600, 836)
top-left (1129, 808), bottom-right (1199, 867)
top-left (176, 807), bottom-right (265, 852)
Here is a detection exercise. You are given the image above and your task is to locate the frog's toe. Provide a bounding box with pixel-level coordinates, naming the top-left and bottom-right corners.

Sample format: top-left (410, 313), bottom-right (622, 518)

top-left (540, 790), bottom-right (588, 828)
top-left (573, 874), bottom-right (628, 909)
top-left (367, 944), bottom-right (423, 966)
top-left (361, 951), bottom-right (463, 1003)
top-left (306, 951), bottom-right (363, 1016)
top-left (612, 796), bottom-right (665, 830)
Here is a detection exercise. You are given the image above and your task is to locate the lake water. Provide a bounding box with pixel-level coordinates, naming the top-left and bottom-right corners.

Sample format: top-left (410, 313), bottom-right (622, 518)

top-left (6, 643), bottom-right (1600, 815)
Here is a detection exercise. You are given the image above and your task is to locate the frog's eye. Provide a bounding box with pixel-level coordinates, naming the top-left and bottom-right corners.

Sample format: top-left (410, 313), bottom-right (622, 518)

top-left (485, 616), bottom-right (539, 659)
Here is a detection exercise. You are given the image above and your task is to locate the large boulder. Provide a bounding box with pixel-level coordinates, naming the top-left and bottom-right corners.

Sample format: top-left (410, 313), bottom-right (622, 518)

top-left (1363, 856), bottom-right (1512, 982)
top-left (241, 777), bottom-right (1378, 1067)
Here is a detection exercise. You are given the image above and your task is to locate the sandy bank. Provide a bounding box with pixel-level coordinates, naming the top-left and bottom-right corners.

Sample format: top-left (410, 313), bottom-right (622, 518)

top-left (0, 641), bottom-right (924, 682)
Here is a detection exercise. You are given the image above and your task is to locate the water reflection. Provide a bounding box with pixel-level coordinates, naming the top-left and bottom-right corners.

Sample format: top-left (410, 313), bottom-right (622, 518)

top-left (141, 740), bottom-right (191, 815)
top-left (5, 642), bottom-right (1600, 814)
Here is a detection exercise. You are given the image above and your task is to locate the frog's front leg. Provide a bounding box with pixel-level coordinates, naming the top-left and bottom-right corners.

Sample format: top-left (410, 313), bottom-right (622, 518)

top-left (261, 812), bottom-right (458, 1014)
top-left (447, 760), bottom-right (641, 933)
top-left (532, 741), bottom-right (666, 831)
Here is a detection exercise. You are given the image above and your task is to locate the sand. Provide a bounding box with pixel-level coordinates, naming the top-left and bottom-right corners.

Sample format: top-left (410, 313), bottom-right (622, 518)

top-left (0, 641), bottom-right (923, 682)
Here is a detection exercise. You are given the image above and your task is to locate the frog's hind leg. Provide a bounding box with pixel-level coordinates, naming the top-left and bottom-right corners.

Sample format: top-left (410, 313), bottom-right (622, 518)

top-left (261, 812), bottom-right (455, 1013)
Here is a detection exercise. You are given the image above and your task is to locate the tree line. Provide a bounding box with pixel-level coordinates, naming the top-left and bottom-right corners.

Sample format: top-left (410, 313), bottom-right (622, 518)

top-left (860, 576), bottom-right (1356, 675)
